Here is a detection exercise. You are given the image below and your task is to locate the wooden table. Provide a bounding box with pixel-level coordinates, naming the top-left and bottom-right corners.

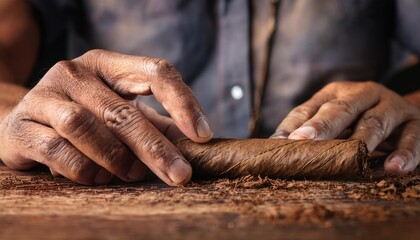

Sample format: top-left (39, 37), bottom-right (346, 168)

top-left (0, 162), bottom-right (419, 240)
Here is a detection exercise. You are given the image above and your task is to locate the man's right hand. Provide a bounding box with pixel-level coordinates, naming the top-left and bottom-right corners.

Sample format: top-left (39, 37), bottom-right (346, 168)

top-left (0, 49), bottom-right (213, 186)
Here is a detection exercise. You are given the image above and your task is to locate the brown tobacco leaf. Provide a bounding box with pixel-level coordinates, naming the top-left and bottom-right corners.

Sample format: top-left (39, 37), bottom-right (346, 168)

top-left (376, 180), bottom-right (387, 188)
top-left (401, 185), bottom-right (420, 198)
top-left (364, 174), bottom-right (420, 200)
top-left (176, 138), bottom-right (369, 179)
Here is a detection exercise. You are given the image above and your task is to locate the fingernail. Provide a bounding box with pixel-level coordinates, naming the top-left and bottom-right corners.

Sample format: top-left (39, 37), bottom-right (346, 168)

top-left (168, 157), bottom-right (192, 185)
top-left (270, 131), bottom-right (289, 139)
top-left (94, 168), bottom-right (112, 185)
top-left (289, 126), bottom-right (316, 140)
top-left (196, 116), bottom-right (213, 139)
top-left (127, 161), bottom-right (145, 181)
top-left (389, 156), bottom-right (406, 171)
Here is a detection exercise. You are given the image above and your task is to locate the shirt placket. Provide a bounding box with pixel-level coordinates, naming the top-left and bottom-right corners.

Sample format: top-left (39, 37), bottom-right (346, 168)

top-left (216, 0), bottom-right (252, 138)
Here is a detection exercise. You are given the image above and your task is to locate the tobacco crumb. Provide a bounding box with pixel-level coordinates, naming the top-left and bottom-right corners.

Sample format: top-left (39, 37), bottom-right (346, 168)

top-left (1, 164), bottom-right (419, 231)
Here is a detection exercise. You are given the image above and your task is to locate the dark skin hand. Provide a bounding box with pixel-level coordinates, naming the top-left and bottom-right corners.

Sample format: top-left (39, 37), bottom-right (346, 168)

top-left (0, 50), bottom-right (213, 186)
top-left (0, 1), bottom-right (212, 186)
top-left (272, 81), bottom-right (420, 175)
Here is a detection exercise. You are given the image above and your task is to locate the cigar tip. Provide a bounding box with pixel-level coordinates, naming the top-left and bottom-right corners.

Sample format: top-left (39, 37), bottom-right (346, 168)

top-left (357, 140), bottom-right (370, 177)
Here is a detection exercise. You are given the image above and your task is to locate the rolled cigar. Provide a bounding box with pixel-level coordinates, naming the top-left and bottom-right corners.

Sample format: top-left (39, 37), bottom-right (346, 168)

top-left (175, 138), bottom-right (369, 179)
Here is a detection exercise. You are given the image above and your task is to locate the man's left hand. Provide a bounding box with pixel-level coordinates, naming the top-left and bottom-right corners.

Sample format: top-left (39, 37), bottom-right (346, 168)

top-left (272, 81), bottom-right (420, 174)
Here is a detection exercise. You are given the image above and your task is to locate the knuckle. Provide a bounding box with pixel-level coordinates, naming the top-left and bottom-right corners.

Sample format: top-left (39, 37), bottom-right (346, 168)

top-left (5, 113), bottom-right (37, 149)
top-left (145, 57), bottom-right (176, 75)
top-left (104, 103), bottom-right (144, 132)
top-left (38, 135), bottom-right (66, 158)
top-left (53, 60), bottom-right (76, 75)
top-left (139, 132), bottom-right (171, 171)
top-left (325, 81), bottom-right (341, 89)
top-left (323, 81), bottom-right (346, 91)
top-left (363, 81), bottom-right (386, 95)
top-left (331, 99), bottom-right (357, 112)
top-left (323, 100), bottom-right (358, 116)
top-left (359, 114), bottom-right (387, 140)
top-left (49, 60), bottom-right (84, 85)
top-left (154, 59), bottom-right (175, 73)
top-left (364, 81), bottom-right (380, 89)
top-left (74, 49), bottom-right (106, 75)
top-left (40, 61), bottom-right (71, 85)
top-left (56, 106), bottom-right (97, 139)
top-left (103, 143), bottom-right (126, 162)
top-left (80, 49), bottom-right (107, 61)
top-left (289, 105), bottom-right (314, 121)
top-left (47, 146), bottom-right (96, 184)
top-left (62, 155), bottom-right (94, 183)
top-left (6, 112), bottom-right (30, 138)
top-left (311, 120), bottom-right (332, 136)
top-left (53, 60), bottom-right (73, 70)
top-left (102, 143), bottom-right (131, 169)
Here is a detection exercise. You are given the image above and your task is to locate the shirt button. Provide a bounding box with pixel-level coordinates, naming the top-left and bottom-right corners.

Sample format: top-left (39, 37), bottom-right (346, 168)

top-left (231, 85), bottom-right (244, 100)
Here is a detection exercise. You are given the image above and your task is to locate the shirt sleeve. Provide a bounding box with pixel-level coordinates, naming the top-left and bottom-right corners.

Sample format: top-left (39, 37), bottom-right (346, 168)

top-left (395, 0), bottom-right (420, 56)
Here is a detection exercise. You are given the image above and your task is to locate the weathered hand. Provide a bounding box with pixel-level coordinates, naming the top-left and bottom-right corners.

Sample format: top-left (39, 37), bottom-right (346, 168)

top-left (0, 50), bottom-right (213, 185)
top-left (272, 81), bottom-right (420, 174)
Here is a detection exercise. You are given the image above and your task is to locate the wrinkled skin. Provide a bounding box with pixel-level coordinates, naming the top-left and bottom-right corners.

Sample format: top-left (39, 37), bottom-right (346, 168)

top-left (0, 50), bottom-right (212, 186)
top-left (272, 81), bottom-right (420, 175)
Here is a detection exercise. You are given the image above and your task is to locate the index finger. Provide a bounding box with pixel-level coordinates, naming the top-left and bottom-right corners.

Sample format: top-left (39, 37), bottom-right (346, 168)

top-left (75, 50), bottom-right (213, 143)
top-left (42, 59), bottom-right (193, 186)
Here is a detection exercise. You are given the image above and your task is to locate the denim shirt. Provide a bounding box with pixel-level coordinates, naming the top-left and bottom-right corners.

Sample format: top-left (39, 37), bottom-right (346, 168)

top-left (30, 0), bottom-right (420, 138)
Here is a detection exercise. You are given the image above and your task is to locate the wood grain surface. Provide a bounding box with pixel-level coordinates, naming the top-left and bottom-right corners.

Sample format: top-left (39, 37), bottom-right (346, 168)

top-left (0, 162), bottom-right (419, 240)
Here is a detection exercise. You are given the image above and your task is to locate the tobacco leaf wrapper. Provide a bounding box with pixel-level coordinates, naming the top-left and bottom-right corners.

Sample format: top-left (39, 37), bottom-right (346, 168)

top-left (175, 138), bottom-right (369, 179)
